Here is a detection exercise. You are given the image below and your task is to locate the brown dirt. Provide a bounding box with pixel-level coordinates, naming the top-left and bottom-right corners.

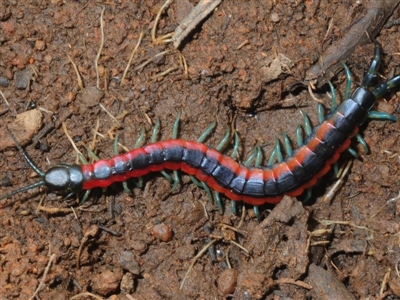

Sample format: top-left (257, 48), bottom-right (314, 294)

top-left (0, 1), bottom-right (400, 299)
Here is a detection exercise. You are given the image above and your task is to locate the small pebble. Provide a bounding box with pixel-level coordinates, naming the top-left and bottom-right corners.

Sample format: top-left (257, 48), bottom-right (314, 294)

top-left (77, 86), bottom-right (104, 109)
top-left (119, 251), bottom-right (140, 275)
top-left (120, 273), bottom-right (135, 294)
top-left (217, 269), bottom-right (238, 295)
top-left (14, 69), bottom-right (33, 89)
top-left (63, 237), bottom-right (71, 247)
top-left (151, 223), bottom-right (173, 242)
top-left (0, 76), bottom-right (9, 87)
top-left (270, 12), bottom-right (280, 23)
top-left (35, 40), bottom-right (46, 51)
top-left (91, 270), bottom-right (122, 296)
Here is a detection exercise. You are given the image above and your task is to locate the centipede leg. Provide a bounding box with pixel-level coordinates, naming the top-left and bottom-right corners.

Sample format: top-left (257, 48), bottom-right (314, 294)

top-left (299, 185), bottom-right (313, 203)
top-left (368, 111), bottom-right (398, 122)
top-left (216, 128), bottom-right (231, 152)
top-left (283, 133), bottom-right (293, 157)
top-left (275, 138), bottom-right (284, 162)
top-left (355, 133), bottom-right (369, 154)
top-left (190, 176), bottom-right (214, 204)
top-left (244, 147), bottom-right (259, 166)
top-left (84, 145), bottom-right (100, 161)
top-left (80, 189), bottom-right (92, 204)
top-left (267, 146), bottom-right (278, 167)
top-left (328, 81), bottom-right (338, 110)
top-left (346, 147), bottom-right (360, 159)
top-left (342, 63), bottom-right (353, 100)
top-left (296, 125), bottom-right (304, 147)
top-left (332, 162), bottom-right (339, 179)
top-left (300, 111), bottom-right (313, 136)
top-left (214, 191), bottom-right (223, 214)
top-left (317, 103), bottom-right (324, 124)
top-left (231, 132), bottom-right (240, 160)
top-left (197, 121), bottom-right (217, 143)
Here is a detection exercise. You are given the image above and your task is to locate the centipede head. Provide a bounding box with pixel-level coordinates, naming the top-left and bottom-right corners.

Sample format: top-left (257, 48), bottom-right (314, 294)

top-left (0, 130), bottom-right (83, 201)
top-left (44, 164), bottom-right (83, 193)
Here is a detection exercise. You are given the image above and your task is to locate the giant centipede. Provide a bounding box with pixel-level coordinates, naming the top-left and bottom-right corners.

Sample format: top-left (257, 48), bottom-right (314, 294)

top-left (0, 42), bottom-right (399, 207)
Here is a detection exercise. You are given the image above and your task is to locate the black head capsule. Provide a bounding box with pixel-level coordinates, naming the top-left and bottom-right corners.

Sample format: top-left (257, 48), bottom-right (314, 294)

top-left (44, 164), bottom-right (84, 193)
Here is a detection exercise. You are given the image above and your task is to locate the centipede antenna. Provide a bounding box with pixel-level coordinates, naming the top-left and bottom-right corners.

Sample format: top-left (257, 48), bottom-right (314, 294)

top-left (0, 129), bottom-right (47, 201)
top-left (6, 129), bottom-right (45, 178)
top-left (0, 180), bottom-right (46, 201)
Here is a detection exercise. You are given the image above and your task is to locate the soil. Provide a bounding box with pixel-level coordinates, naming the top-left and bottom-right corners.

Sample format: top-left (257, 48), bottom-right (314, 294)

top-left (1, 1), bottom-right (400, 299)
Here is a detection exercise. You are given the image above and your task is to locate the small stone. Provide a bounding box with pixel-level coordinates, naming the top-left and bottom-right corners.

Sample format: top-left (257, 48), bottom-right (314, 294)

top-left (119, 251), bottom-right (140, 275)
top-left (35, 40), bottom-right (46, 51)
top-left (44, 54), bottom-right (53, 64)
top-left (120, 273), bottom-right (135, 294)
top-left (217, 269), bottom-right (238, 295)
top-left (270, 12), bottom-right (280, 23)
top-left (77, 86), bottom-right (104, 109)
top-left (151, 223), bottom-right (173, 242)
top-left (63, 237), bottom-right (71, 247)
top-left (91, 270), bottom-right (122, 296)
top-left (0, 77), bottom-right (10, 87)
top-left (14, 69), bottom-right (33, 89)
top-left (0, 109), bottom-right (43, 150)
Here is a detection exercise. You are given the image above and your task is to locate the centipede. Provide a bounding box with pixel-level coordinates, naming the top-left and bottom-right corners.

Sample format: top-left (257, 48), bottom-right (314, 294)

top-left (0, 42), bottom-right (399, 212)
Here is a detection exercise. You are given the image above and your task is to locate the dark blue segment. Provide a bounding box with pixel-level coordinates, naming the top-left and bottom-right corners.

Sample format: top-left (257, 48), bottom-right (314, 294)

top-left (200, 156), bottom-right (218, 175)
top-left (291, 164), bottom-right (313, 185)
top-left (310, 138), bottom-right (335, 161)
top-left (330, 111), bottom-right (357, 136)
top-left (148, 147), bottom-right (165, 164)
top-left (130, 153), bottom-right (150, 170)
top-left (337, 99), bottom-right (367, 125)
top-left (301, 148), bottom-right (325, 175)
top-left (113, 156), bottom-right (128, 174)
top-left (264, 173), bottom-right (280, 196)
top-left (182, 148), bottom-right (204, 168)
top-left (243, 175), bottom-right (265, 197)
top-left (351, 87), bottom-right (376, 111)
top-left (164, 146), bottom-right (183, 162)
top-left (276, 170), bottom-right (298, 192)
top-left (320, 125), bottom-right (347, 152)
top-left (212, 165), bottom-right (235, 188)
top-left (229, 175), bottom-right (246, 194)
top-left (94, 164), bottom-right (112, 179)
